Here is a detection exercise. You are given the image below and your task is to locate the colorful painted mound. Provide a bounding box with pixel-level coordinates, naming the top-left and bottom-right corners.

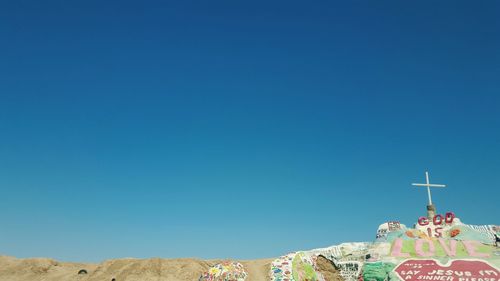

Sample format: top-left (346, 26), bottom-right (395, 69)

top-left (270, 212), bottom-right (499, 281)
top-left (199, 261), bottom-right (248, 281)
top-left (271, 253), bottom-right (295, 280)
top-left (271, 252), bottom-right (324, 281)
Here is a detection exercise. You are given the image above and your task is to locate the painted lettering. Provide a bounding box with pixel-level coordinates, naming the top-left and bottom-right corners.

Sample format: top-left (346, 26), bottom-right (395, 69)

top-left (438, 238), bottom-right (457, 256)
top-left (391, 238), bottom-right (410, 257)
top-left (416, 239), bottom-right (435, 257)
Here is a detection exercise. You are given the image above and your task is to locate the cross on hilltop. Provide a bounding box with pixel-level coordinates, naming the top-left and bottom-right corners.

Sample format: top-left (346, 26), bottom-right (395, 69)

top-left (412, 171), bottom-right (446, 219)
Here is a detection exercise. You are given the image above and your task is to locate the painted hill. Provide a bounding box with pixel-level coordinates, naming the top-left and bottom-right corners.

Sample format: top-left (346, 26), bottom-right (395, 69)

top-left (1, 212), bottom-right (498, 281)
top-left (267, 212), bottom-right (499, 281)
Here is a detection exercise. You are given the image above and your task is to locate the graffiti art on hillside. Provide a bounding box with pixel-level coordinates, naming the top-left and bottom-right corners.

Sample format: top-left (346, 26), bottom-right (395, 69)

top-left (337, 243), bottom-right (371, 262)
top-left (267, 212), bottom-right (499, 281)
top-left (292, 252), bottom-right (321, 281)
top-left (403, 229), bottom-right (429, 240)
top-left (389, 222), bottom-right (402, 231)
top-left (378, 229), bottom-right (389, 240)
top-left (270, 253), bottom-right (296, 281)
top-left (308, 243), bottom-right (371, 263)
top-left (335, 261), bottom-right (362, 281)
top-left (199, 261), bottom-right (247, 281)
top-left (416, 212), bottom-right (458, 239)
top-left (394, 260), bottom-right (499, 281)
top-left (308, 245), bottom-right (343, 260)
top-left (377, 222), bottom-right (411, 243)
top-left (390, 238), bottom-right (495, 258)
top-left (463, 225), bottom-right (500, 245)
top-left (270, 252), bottom-right (327, 281)
top-left (363, 262), bottom-right (397, 281)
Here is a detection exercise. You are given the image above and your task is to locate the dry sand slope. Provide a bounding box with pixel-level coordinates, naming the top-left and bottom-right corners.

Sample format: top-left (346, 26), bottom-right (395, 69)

top-left (0, 256), bottom-right (273, 281)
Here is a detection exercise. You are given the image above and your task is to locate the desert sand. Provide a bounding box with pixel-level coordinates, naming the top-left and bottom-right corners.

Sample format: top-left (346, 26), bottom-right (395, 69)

top-left (0, 255), bottom-right (276, 281)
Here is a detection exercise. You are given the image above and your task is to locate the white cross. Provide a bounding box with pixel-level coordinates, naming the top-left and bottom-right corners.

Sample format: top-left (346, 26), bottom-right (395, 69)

top-left (411, 171), bottom-right (446, 205)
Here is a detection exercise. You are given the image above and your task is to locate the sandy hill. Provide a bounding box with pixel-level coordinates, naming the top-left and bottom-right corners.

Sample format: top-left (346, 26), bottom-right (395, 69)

top-left (0, 256), bottom-right (274, 281)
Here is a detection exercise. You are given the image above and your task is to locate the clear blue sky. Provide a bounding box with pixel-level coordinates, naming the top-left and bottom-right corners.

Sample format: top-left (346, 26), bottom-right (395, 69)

top-left (0, 0), bottom-right (499, 262)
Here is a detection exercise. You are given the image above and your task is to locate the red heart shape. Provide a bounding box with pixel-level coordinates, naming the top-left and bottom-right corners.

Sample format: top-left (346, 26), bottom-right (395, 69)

top-left (394, 259), bottom-right (499, 281)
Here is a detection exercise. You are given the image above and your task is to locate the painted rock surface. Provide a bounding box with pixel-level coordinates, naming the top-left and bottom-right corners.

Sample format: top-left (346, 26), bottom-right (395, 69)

top-left (199, 261), bottom-right (248, 281)
top-left (270, 214), bottom-right (499, 281)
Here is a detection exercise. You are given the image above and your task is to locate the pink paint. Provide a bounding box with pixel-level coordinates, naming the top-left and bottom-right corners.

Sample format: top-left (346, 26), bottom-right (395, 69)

top-left (437, 238), bottom-right (457, 256)
top-left (390, 238), bottom-right (410, 257)
top-left (462, 240), bottom-right (490, 257)
top-left (391, 238), bottom-right (492, 258)
top-left (415, 239), bottom-right (435, 256)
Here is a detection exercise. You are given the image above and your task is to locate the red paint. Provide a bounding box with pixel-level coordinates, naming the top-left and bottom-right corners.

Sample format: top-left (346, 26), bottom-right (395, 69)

top-left (426, 227), bottom-right (443, 238)
top-left (445, 212), bottom-right (455, 223)
top-left (418, 212), bottom-right (456, 226)
top-left (434, 227), bottom-right (443, 238)
top-left (419, 217), bottom-right (430, 226)
top-left (433, 214), bottom-right (444, 225)
top-left (394, 260), bottom-right (499, 281)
